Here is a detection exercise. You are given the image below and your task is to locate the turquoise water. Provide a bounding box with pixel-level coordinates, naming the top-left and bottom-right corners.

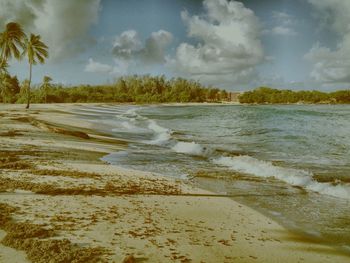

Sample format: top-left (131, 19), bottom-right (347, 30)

top-left (72, 104), bottom-right (350, 254)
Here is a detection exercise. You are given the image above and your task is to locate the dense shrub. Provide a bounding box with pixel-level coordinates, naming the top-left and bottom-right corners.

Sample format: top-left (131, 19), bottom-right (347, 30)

top-left (239, 87), bottom-right (350, 104)
top-left (3, 75), bottom-right (230, 104)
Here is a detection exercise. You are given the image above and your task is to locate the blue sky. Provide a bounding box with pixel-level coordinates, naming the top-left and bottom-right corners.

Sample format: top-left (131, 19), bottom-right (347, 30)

top-left (1, 0), bottom-right (349, 91)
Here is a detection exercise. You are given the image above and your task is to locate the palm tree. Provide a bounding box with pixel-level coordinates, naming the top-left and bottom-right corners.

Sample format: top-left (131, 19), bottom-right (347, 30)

top-left (0, 22), bottom-right (26, 65)
top-left (23, 34), bottom-right (48, 109)
top-left (0, 22), bottom-right (25, 104)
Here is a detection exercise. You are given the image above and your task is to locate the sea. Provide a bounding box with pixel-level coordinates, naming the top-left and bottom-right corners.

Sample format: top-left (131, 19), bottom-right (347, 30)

top-left (71, 104), bottom-right (350, 254)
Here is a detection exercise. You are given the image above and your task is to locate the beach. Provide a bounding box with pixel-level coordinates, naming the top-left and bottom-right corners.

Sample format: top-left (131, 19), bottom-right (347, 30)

top-left (0, 103), bottom-right (349, 263)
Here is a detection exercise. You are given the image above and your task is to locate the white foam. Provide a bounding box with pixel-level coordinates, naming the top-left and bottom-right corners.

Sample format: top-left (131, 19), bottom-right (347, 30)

top-left (213, 155), bottom-right (350, 199)
top-left (147, 120), bottom-right (172, 145)
top-left (121, 121), bottom-right (136, 130)
top-left (172, 141), bottom-right (205, 156)
top-left (124, 108), bottom-right (138, 117)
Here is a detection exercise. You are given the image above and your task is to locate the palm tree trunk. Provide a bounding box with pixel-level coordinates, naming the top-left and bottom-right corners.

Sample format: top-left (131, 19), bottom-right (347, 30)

top-left (45, 86), bottom-right (47, 103)
top-left (0, 53), bottom-right (6, 73)
top-left (26, 62), bottom-right (32, 109)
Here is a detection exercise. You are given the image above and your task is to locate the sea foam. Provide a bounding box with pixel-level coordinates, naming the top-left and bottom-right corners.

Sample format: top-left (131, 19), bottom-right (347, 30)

top-left (213, 155), bottom-right (350, 199)
top-left (121, 121), bottom-right (136, 130)
top-left (172, 141), bottom-right (205, 156)
top-left (147, 120), bottom-right (172, 145)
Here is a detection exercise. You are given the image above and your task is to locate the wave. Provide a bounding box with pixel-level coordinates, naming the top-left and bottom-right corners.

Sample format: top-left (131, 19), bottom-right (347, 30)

top-left (172, 141), bottom-right (206, 156)
top-left (213, 155), bottom-right (350, 199)
top-left (124, 108), bottom-right (139, 117)
top-left (122, 107), bottom-right (148, 121)
top-left (147, 120), bottom-right (172, 145)
top-left (121, 121), bottom-right (136, 130)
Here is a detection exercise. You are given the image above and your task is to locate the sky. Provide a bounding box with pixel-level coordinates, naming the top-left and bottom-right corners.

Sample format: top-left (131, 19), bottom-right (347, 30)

top-left (0, 0), bottom-right (349, 91)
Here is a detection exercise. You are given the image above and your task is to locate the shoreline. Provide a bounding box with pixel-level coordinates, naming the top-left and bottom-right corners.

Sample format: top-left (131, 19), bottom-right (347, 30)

top-left (0, 103), bottom-right (349, 262)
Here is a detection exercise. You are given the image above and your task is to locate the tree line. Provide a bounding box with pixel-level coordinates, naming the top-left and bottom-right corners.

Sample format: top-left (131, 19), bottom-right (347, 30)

top-left (0, 74), bottom-right (230, 104)
top-left (239, 87), bottom-right (350, 104)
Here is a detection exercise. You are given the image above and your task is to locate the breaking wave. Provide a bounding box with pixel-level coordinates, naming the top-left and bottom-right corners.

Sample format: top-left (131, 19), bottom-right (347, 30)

top-left (172, 141), bottom-right (206, 156)
top-left (213, 155), bottom-right (350, 200)
top-left (147, 120), bottom-right (172, 145)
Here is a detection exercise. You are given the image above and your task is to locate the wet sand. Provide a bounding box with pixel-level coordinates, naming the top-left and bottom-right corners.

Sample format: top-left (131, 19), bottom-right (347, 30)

top-left (0, 103), bottom-right (349, 263)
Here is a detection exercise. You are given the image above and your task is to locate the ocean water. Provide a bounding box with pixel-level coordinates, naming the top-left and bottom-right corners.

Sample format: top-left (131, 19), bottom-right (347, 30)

top-left (71, 104), bottom-right (350, 253)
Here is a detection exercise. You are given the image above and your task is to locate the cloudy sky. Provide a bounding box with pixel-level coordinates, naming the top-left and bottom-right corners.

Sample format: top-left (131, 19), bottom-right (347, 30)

top-left (0, 0), bottom-right (349, 91)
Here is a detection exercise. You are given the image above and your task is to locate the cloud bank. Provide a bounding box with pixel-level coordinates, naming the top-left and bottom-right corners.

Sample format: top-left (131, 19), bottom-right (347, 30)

top-left (0, 0), bottom-right (101, 61)
top-left (84, 58), bottom-right (127, 76)
top-left (112, 29), bottom-right (173, 64)
top-left (306, 0), bottom-right (350, 84)
top-left (169, 0), bottom-right (265, 88)
top-left (86, 29), bottom-right (173, 77)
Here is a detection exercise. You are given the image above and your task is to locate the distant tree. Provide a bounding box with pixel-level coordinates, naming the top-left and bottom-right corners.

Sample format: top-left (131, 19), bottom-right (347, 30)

top-left (206, 88), bottom-right (218, 101)
top-left (0, 73), bottom-right (20, 103)
top-left (220, 90), bottom-right (228, 101)
top-left (22, 34), bottom-right (49, 109)
top-left (239, 87), bottom-right (350, 104)
top-left (40, 75), bottom-right (52, 103)
top-left (331, 90), bottom-right (350, 103)
top-left (15, 80), bottom-right (29, 104)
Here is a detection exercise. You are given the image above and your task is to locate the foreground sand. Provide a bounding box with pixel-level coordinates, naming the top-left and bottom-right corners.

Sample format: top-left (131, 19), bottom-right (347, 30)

top-left (0, 103), bottom-right (349, 263)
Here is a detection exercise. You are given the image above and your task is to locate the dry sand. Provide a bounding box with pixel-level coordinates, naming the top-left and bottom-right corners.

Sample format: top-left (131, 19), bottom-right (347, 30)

top-left (0, 103), bottom-right (349, 263)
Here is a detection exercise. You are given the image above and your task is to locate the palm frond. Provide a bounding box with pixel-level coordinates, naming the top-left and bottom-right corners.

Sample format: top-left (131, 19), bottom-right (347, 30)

top-left (0, 22), bottom-right (26, 61)
top-left (24, 34), bottom-right (49, 64)
top-left (0, 60), bottom-right (9, 73)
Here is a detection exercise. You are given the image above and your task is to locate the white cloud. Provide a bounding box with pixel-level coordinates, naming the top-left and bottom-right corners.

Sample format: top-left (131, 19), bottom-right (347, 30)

top-left (271, 26), bottom-right (297, 36)
top-left (112, 29), bottom-right (173, 64)
top-left (308, 0), bottom-right (350, 34)
top-left (85, 58), bottom-right (128, 76)
top-left (272, 11), bottom-right (297, 27)
top-left (112, 30), bottom-right (142, 60)
top-left (0, 0), bottom-right (101, 61)
top-left (85, 58), bottom-right (113, 74)
top-left (266, 11), bottom-right (298, 36)
top-left (168, 0), bottom-right (265, 87)
top-left (306, 0), bottom-right (350, 84)
top-left (86, 29), bottom-right (173, 77)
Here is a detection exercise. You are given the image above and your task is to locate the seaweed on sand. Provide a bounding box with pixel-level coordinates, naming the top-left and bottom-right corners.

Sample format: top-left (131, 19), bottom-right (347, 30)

top-left (30, 169), bottom-right (101, 179)
top-left (0, 130), bottom-right (23, 137)
top-left (0, 151), bottom-right (34, 170)
top-left (0, 203), bottom-right (108, 263)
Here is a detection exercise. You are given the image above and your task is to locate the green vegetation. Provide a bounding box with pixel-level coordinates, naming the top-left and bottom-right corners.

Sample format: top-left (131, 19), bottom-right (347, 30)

top-left (0, 22), bottom-right (49, 108)
top-left (0, 73), bottom-right (20, 103)
top-left (239, 87), bottom-right (350, 104)
top-left (0, 74), bottom-right (230, 104)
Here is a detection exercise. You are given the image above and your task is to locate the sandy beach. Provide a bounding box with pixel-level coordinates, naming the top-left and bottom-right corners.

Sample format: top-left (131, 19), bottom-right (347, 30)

top-left (0, 103), bottom-right (349, 263)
